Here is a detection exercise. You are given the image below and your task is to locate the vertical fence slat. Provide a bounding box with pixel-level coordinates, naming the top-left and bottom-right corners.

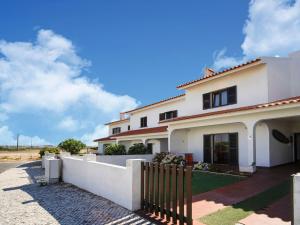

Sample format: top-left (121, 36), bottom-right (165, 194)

top-left (178, 166), bottom-right (184, 225)
top-left (154, 163), bottom-right (159, 216)
top-left (171, 164), bottom-right (177, 224)
top-left (165, 164), bottom-right (171, 222)
top-left (145, 162), bottom-right (149, 211)
top-left (159, 164), bottom-right (164, 218)
top-left (186, 166), bottom-right (193, 225)
top-left (149, 163), bottom-right (154, 213)
top-left (141, 163), bottom-right (193, 224)
top-left (141, 161), bottom-right (145, 210)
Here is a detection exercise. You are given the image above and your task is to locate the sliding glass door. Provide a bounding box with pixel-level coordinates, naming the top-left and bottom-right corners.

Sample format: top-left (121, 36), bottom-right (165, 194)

top-left (203, 133), bottom-right (238, 165)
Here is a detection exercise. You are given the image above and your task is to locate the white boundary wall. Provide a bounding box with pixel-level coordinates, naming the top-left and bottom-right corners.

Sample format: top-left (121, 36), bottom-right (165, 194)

top-left (96, 154), bottom-right (154, 166)
top-left (61, 156), bottom-right (144, 211)
top-left (293, 173), bottom-right (300, 225)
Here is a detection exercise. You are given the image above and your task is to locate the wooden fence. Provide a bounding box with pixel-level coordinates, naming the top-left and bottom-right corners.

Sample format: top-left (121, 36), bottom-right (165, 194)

top-left (141, 162), bottom-right (193, 225)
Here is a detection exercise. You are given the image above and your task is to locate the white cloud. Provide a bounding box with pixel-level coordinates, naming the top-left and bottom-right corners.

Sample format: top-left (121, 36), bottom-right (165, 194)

top-left (0, 29), bottom-right (138, 114)
top-left (57, 116), bottom-right (79, 132)
top-left (80, 125), bottom-right (108, 146)
top-left (213, 0), bottom-right (300, 70)
top-left (0, 125), bottom-right (50, 146)
top-left (0, 29), bottom-right (139, 145)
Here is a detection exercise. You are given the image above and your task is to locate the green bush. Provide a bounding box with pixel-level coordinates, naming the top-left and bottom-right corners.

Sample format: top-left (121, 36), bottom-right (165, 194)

top-left (104, 144), bottom-right (126, 155)
top-left (127, 143), bottom-right (150, 155)
top-left (39, 147), bottom-right (60, 157)
top-left (58, 138), bottom-right (86, 154)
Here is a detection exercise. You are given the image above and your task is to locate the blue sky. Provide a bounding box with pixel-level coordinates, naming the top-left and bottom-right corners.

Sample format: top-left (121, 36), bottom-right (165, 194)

top-left (0, 0), bottom-right (300, 146)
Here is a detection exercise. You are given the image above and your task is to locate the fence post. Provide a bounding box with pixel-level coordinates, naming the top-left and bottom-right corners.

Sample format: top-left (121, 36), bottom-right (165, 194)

top-left (165, 164), bottom-right (171, 222)
top-left (178, 166), bottom-right (184, 225)
top-left (159, 163), bottom-right (165, 218)
top-left (154, 163), bottom-right (159, 216)
top-left (141, 161), bottom-right (145, 210)
top-left (171, 164), bottom-right (177, 223)
top-left (186, 166), bottom-right (193, 225)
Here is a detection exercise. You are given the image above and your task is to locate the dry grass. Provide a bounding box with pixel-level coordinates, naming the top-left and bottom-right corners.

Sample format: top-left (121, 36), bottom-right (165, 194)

top-left (0, 149), bottom-right (40, 162)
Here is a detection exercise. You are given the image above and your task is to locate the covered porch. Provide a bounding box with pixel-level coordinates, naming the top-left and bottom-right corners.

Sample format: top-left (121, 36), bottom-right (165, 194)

top-left (165, 97), bottom-right (300, 173)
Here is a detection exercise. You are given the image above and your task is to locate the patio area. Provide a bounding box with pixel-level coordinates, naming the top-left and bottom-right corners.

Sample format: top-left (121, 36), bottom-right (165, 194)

top-left (193, 163), bottom-right (299, 225)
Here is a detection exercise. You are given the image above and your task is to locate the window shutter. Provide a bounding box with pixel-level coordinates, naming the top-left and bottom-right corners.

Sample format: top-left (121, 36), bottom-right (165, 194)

top-left (203, 135), bottom-right (212, 163)
top-left (159, 113), bottom-right (165, 121)
top-left (203, 93), bottom-right (211, 110)
top-left (228, 86), bottom-right (237, 104)
top-left (229, 133), bottom-right (238, 165)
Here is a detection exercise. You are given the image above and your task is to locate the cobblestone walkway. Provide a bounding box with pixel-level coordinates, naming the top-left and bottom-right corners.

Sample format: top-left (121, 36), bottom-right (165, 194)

top-left (0, 161), bottom-right (154, 225)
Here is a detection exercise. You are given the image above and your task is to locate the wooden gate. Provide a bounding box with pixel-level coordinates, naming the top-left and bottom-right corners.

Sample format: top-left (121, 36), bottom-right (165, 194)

top-left (141, 162), bottom-right (193, 225)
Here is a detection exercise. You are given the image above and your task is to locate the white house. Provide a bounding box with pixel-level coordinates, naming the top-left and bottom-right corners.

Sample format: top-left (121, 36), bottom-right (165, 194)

top-left (95, 50), bottom-right (300, 173)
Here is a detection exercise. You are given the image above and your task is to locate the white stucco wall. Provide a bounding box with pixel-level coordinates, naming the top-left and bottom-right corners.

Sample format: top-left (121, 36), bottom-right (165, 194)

top-left (62, 157), bottom-right (144, 210)
top-left (293, 173), bottom-right (300, 225)
top-left (263, 57), bottom-right (291, 102)
top-left (181, 64), bottom-right (269, 116)
top-left (96, 154), bottom-right (154, 166)
top-left (129, 97), bottom-right (185, 130)
top-left (265, 120), bottom-right (294, 166)
top-left (255, 122), bottom-right (270, 167)
top-left (289, 50), bottom-right (300, 97)
top-left (109, 121), bottom-right (130, 136)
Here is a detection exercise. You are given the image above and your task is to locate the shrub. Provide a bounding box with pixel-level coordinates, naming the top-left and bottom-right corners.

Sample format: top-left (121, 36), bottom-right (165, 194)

top-left (161, 154), bottom-right (184, 165)
top-left (127, 143), bottom-right (150, 155)
top-left (193, 162), bottom-right (211, 171)
top-left (39, 147), bottom-right (60, 157)
top-left (152, 153), bottom-right (184, 165)
top-left (152, 152), bottom-right (169, 163)
top-left (104, 144), bottom-right (126, 155)
top-left (58, 138), bottom-right (86, 155)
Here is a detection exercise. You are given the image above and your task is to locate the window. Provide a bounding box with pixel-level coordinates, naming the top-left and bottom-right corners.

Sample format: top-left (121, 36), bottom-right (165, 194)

top-left (112, 127), bottom-right (121, 134)
top-left (140, 117), bottom-right (147, 128)
top-left (203, 133), bottom-right (238, 165)
top-left (128, 125), bottom-right (131, 131)
top-left (159, 110), bottom-right (178, 121)
top-left (203, 86), bottom-right (237, 110)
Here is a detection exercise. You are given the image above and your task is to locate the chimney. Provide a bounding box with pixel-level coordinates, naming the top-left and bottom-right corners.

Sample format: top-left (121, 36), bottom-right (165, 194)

top-left (204, 68), bottom-right (215, 78)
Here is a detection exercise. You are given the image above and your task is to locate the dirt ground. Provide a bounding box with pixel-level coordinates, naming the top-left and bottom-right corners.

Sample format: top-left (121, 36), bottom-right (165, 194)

top-left (0, 149), bottom-right (40, 162)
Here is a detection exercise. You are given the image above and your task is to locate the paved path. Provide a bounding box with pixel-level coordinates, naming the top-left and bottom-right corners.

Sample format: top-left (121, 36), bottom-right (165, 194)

top-left (238, 195), bottom-right (291, 225)
top-left (0, 162), bottom-right (21, 173)
top-left (0, 161), bottom-right (154, 225)
top-left (193, 164), bottom-right (298, 221)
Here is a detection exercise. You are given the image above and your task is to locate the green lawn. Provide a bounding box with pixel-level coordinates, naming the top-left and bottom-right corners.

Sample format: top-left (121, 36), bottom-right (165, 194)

top-left (199, 179), bottom-right (290, 225)
top-left (192, 171), bottom-right (244, 195)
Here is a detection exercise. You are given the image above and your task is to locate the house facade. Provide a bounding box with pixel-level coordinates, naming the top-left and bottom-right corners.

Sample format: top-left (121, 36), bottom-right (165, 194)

top-left (95, 50), bottom-right (300, 173)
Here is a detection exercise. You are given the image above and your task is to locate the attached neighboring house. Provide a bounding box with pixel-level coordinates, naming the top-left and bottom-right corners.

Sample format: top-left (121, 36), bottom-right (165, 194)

top-left (94, 50), bottom-right (300, 173)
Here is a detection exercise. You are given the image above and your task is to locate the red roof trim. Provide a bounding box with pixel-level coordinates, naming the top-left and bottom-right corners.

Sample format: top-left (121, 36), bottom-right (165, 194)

top-left (113, 126), bottom-right (168, 137)
top-left (123, 94), bottom-right (185, 114)
top-left (105, 118), bottom-right (129, 126)
top-left (94, 126), bottom-right (168, 142)
top-left (160, 96), bottom-right (300, 124)
top-left (177, 59), bottom-right (262, 89)
top-left (93, 136), bottom-right (116, 142)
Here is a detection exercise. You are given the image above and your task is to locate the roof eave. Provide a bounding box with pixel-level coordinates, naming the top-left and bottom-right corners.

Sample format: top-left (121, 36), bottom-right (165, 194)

top-left (177, 59), bottom-right (263, 90)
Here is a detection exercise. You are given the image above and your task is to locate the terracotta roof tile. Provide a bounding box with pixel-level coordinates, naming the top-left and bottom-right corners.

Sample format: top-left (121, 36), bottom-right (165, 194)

top-left (177, 59), bottom-right (262, 89)
top-left (160, 96), bottom-right (300, 124)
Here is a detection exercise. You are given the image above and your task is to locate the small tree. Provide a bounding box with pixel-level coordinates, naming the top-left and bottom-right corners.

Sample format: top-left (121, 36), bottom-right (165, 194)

top-left (104, 144), bottom-right (126, 155)
top-left (58, 138), bottom-right (86, 155)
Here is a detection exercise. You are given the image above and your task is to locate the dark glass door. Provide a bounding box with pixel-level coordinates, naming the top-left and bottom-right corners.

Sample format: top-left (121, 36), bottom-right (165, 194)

top-left (213, 134), bottom-right (230, 164)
